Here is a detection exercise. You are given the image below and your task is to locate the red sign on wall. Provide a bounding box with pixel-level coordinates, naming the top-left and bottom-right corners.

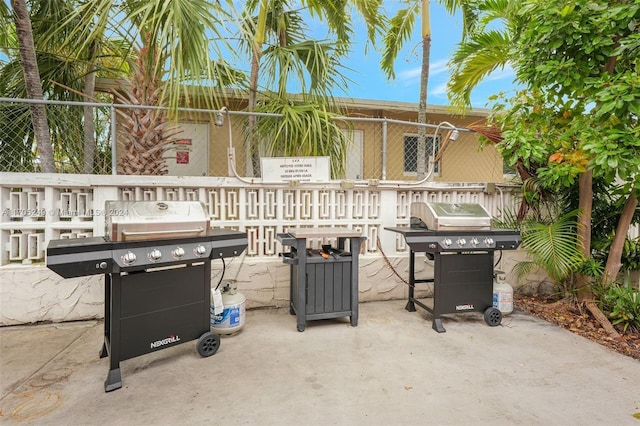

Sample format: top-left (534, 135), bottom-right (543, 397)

top-left (176, 151), bottom-right (190, 164)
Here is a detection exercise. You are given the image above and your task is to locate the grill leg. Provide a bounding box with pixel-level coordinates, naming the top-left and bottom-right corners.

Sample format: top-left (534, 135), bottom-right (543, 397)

top-left (103, 273), bottom-right (123, 392)
top-left (405, 250), bottom-right (416, 312)
top-left (432, 318), bottom-right (446, 333)
top-left (105, 368), bottom-right (122, 392)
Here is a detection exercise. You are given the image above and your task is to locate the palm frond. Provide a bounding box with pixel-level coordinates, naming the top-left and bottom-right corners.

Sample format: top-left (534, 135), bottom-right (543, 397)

top-left (447, 30), bottom-right (512, 110)
top-left (520, 210), bottom-right (585, 283)
top-left (380, 3), bottom-right (420, 80)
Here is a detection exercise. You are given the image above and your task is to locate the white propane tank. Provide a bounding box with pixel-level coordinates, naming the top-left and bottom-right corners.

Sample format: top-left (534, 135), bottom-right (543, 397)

top-left (211, 280), bottom-right (246, 335)
top-left (493, 271), bottom-right (514, 315)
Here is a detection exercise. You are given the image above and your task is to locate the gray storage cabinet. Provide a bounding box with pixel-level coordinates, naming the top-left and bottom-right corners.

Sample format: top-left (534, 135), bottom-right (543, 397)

top-left (278, 228), bottom-right (365, 332)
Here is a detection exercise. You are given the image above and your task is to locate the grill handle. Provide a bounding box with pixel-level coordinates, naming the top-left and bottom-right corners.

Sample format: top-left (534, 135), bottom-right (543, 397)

top-left (121, 227), bottom-right (205, 238)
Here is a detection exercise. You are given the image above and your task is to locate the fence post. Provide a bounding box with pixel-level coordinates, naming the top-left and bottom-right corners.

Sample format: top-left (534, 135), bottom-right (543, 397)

top-left (110, 104), bottom-right (117, 175)
top-left (382, 119), bottom-right (388, 181)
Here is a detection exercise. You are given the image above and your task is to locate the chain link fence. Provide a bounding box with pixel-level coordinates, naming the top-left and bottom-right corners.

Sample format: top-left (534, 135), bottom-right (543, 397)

top-left (0, 98), bottom-right (505, 182)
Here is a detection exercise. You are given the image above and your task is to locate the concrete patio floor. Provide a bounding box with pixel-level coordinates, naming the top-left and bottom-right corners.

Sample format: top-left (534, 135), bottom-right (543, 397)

top-left (1, 300), bottom-right (639, 425)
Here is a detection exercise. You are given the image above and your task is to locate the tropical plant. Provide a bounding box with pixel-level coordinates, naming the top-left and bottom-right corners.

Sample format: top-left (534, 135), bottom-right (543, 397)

top-left (380, 0), bottom-right (476, 179)
top-left (489, 0), bottom-right (640, 293)
top-left (254, 101), bottom-right (350, 178)
top-left (495, 205), bottom-right (586, 297)
top-left (594, 279), bottom-right (640, 334)
top-left (5, 0), bottom-right (55, 172)
top-left (53, 0), bottom-right (244, 175)
top-left (1, 0), bottom-right (128, 173)
top-left (446, 0), bottom-right (522, 111)
top-left (238, 0), bottom-right (384, 176)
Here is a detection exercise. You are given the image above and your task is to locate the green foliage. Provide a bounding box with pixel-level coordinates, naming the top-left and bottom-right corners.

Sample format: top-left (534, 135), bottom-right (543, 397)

top-left (592, 237), bottom-right (640, 275)
top-left (508, 0), bottom-right (640, 189)
top-left (594, 280), bottom-right (640, 334)
top-left (495, 208), bottom-right (586, 295)
top-left (520, 210), bottom-right (585, 290)
top-left (254, 100), bottom-right (352, 178)
top-left (447, 0), bottom-right (523, 111)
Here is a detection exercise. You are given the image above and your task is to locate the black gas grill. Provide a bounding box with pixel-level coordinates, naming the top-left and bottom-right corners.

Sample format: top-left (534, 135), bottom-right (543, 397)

top-left (386, 202), bottom-right (521, 333)
top-left (46, 201), bottom-right (247, 392)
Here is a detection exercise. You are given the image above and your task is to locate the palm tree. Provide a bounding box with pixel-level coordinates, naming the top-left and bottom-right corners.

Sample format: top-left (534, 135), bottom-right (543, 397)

top-left (381, 0), bottom-right (476, 179)
top-left (446, 0), bottom-right (520, 111)
top-left (1, 0), bottom-right (126, 173)
top-left (7, 0), bottom-right (55, 172)
top-left (238, 0), bottom-right (385, 177)
top-left (56, 0), bottom-right (243, 175)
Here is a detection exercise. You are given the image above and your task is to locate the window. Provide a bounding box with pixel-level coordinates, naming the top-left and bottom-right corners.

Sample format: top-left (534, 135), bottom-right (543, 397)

top-left (404, 134), bottom-right (440, 174)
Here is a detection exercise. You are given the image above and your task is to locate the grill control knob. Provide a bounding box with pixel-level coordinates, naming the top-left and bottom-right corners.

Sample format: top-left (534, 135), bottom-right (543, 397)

top-left (457, 238), bottom-right (467, 247)
top-left (470, 237), bottom-right (479, 247)
top-left (484, 237), bottom-right (495, 247)
top-left (441, 238), bottom-right (452, 248)
top-left (148, 249), bottom-right (162, 262)
top-left (172, 247), bottom-right (185, 259)
top-left (99, 261), bottom-right (108, 269)
top-left (195, 245), bottom-right (207, 257)
top-left (122, 251), bottom-right (137, 265)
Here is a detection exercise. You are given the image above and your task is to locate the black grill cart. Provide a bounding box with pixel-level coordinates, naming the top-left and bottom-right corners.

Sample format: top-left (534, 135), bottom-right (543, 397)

top-left (278, 228), bottom-right (366, 332)
top-left (385, 202), bottom-right (521, 333)
top-left (46, 201), bottom-right (248, 392)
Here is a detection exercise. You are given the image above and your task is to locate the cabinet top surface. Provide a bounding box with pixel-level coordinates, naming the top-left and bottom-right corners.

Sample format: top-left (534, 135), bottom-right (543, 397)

top-left (286, 227), bottom-right (363, 238)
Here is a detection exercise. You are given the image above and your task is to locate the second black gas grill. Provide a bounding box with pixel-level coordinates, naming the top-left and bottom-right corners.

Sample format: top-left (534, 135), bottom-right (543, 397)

top-left (386, 202), bottom-right (521, 333)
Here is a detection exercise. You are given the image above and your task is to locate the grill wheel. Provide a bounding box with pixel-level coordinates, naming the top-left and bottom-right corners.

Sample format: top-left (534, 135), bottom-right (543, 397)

top-left (196, 332), bottom-right (221, 357)
top-left (484, 307), bottom-right (502, 327)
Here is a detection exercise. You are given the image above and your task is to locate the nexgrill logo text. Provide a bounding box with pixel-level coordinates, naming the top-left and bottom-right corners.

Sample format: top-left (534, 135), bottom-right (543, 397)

top-left (455, 304), bottom-right (474, 311)
top-left (150, 335), bottom-right (181, 349)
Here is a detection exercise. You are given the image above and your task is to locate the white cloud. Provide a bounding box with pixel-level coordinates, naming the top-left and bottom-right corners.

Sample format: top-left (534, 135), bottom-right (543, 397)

top-left (397, 59), bottom-right (449, 87)
top-left (486, 64), bottom-right (516, 81)
top-left (429, 59), bottom-right (449, 76)
top-left (398, 67), bottom-right (422, 82)
top-left (430, 82), bottom-right (448, 97)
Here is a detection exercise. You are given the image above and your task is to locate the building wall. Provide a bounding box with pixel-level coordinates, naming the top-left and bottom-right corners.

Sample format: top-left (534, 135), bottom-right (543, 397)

top-left (112, 101), bottom-right (502, 182)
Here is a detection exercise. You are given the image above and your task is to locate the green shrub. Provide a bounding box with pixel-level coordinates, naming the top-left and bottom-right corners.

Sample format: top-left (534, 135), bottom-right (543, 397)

top-left (594, 281), bottom-right (640, 334)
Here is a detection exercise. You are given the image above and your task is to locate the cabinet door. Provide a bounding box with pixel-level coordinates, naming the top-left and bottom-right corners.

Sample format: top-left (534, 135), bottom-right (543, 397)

top-left (305, 262), bottom-right (352, 314)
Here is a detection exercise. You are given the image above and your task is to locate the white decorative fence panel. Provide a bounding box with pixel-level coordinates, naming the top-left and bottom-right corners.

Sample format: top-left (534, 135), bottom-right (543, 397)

top-left (0, 173), bottom-right (520, 265)
top-left (0, 172), bottom-right (546, 326)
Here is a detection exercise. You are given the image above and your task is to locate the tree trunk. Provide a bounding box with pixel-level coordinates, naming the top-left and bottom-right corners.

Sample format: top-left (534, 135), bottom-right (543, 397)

top-left (585, 301), bottom-right (621, 339)
top-left (248, 0), bottom-right (269, 178)
top-left (603, 193), bottom-right (639, 285)
top-left (248, 45), bottom-right (261, 177)
top-left (416, 0), bottom-right (431, 180)
top-left (10, 0), bottom-right (56, 173)
top-left (82, 58), bottom-right (97, 174)
top-left (576, 170), bottom-right (593, 299)
top-left (82, 40), bottom-right (98, 174)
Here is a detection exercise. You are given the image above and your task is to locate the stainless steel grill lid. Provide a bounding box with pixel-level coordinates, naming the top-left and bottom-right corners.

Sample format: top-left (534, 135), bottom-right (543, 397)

top-left (410, 202), bottom-right (492, 230)
top-left (105, 200), bottom-right (210, 241)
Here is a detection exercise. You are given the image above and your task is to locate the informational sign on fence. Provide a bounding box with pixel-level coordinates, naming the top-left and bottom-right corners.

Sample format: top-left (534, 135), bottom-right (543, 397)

top-left (261, 156), bottom-right (330, 182)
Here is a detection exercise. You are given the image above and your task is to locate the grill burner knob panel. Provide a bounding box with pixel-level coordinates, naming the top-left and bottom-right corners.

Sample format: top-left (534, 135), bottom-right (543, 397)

top-left (122, 251), bottom-right (137, 265)
top-left (148, 249), bottom-right (162, 262)
top-left (195, 245), bottom-right (207, 257)
top-left (172, 247), bottom-right (185, 259)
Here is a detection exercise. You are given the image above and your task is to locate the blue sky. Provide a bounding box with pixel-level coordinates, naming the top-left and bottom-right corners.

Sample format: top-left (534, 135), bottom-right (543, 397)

top-left (321, 2), bottom-right (518, 108)
top-left (1, 1), bottom-right (518, 109)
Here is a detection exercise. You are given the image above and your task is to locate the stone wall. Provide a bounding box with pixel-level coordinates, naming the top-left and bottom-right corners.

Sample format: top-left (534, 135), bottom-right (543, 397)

top-left (0, 250), bottom-right (545, 326)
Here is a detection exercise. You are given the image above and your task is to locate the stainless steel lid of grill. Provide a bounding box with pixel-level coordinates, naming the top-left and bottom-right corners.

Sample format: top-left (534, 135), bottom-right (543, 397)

top-left (410, 202), bottom-right (491, 231)
top-left (105, 200), bottom-right (211, 242)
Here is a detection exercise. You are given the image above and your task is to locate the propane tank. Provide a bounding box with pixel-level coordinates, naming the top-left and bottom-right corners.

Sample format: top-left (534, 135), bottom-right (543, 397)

top-left (211, 280), bottom-right (246, 335)
top-left (493, 271), bottom-right (514, 315)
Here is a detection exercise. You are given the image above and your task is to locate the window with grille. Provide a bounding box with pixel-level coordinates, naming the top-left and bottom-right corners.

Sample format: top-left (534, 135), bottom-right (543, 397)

top-left (403, 134), bottom-right (440, 175)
